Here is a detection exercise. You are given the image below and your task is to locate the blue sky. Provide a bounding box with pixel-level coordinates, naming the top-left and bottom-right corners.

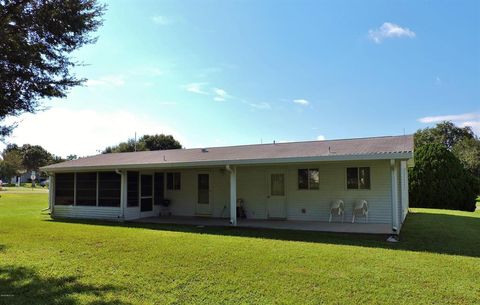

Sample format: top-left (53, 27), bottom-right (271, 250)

top-left (4, 0), bottom-right (480, 156)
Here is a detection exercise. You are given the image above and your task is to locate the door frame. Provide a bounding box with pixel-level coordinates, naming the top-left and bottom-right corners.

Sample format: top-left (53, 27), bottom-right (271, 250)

top-left (140, 173), bottom-right (155, 218)
top-left (195, 170), bottom-right (213, 216)
top-left (266, 170), bottom-right (287, 219)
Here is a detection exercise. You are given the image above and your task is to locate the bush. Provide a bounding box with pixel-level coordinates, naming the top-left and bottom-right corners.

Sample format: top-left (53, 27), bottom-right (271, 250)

top-left (409, 144), bottom-right (478, 211)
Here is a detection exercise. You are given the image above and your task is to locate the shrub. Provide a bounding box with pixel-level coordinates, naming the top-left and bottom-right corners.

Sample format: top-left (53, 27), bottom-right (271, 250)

top-left (409, 143), bottom-right (478, 211)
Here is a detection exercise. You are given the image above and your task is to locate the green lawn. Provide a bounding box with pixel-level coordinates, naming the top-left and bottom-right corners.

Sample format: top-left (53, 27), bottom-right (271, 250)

top-left (0, 193), bottom-right (479, 305)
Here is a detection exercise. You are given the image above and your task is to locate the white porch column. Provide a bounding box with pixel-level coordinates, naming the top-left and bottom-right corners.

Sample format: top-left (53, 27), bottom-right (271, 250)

top-left (390, 159), bottom-right (399, 233)
top-left (227, 165), bottom-right (237, 226)
top-left (400, 160), bottom-right (409, 222)
top-left (116, 170), bottom-right (126, 220)
top-left (48, 174), bottom-right (55, 213)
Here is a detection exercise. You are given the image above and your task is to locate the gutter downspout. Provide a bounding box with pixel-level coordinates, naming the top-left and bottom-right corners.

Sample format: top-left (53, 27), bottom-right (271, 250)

top-left (390, 160), bottom-right (399, 234)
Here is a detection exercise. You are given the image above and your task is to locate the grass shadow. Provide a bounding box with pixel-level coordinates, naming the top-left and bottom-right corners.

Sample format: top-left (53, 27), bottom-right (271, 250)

top-left (47, 210), bottom-right (480, 258)
top-left (0, 265), bottom-right (131, 305)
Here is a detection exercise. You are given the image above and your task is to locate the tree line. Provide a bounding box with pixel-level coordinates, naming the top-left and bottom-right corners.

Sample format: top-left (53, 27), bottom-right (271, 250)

top-left (0, 133), bottom-right (182, 181)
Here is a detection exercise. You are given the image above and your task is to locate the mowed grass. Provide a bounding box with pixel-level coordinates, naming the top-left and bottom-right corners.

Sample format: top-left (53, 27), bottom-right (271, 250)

top-left (0, 193), bottom-right (479, 305)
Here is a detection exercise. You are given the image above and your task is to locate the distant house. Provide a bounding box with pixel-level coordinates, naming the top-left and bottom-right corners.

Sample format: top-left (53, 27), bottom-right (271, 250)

top-left (41, 135), bottom-right (413, 234)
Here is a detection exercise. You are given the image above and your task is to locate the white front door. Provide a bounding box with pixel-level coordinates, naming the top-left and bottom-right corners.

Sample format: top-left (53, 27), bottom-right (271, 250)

top-left (196, 172), bottom-right (213, 215)
top-left (140, 174), bottom-right (155, 217)
top-left (266, 171), bottom-right (286, 218)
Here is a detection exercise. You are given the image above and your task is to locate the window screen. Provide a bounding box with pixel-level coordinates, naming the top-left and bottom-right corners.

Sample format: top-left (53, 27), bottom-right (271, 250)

top-left (98, 172), bottom-right (121, 207)
top-left (55, 173), bottom-right (74, 205)
top-left (166, 172), bottom-right (181, 190)
top-left (347, 167), bottom-right (371, 189)
top-left (298, 169), bottom-right (308, 189)
top-left (308, 169), bottom-right (320, 189)
top-left (346, 168), bottom-right (359, 189)
top-left (359, 167), bottom-right (371, 189)
top-left (127, 171), bottom-right (139, 207)
top-left (76, 172), bottom-right (97, 206)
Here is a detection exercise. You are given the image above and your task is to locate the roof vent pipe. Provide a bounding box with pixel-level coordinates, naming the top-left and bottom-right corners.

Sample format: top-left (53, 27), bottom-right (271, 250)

top-left (201, 148), bottom-right (208, 153)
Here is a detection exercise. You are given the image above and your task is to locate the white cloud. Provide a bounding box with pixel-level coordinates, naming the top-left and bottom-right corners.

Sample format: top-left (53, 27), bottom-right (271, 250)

top-left (317, 135), bottom-right (326, 141)
top-left (213, 88), bottom-right (231, 101)
top-left (86, 75), bottom-right (125, 87)
top-left (418, 113), bottom-right (480, 123)
top-left (293, 99), bottom-right (309, 106)
top-left (1, 108), bottom-right (183, 157)
top-left (184, 82), bottom-right (209, 95)
top-left (418, 112), bottom-right (480, 134)
top-left (368, 22), bottom-right (416, 44)
top-left (249, 102), bottom-right (271, 110)
top-left (151, 15), bottom-right (173, 25)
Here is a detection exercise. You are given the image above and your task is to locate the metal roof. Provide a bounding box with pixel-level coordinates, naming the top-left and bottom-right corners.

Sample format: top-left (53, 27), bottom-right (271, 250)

top-left (41, 135), bottom-right (414, 172)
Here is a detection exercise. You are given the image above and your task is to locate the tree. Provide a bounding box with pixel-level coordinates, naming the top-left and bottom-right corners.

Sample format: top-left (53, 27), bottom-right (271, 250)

top-left (0, 148), bottom-right (23, 179)
top-left (20, 144), bottom-right (52, 171)
top-left (415, 121), bottom-right (480, 178)
top-left (409, 144), bottom-right (478, 212)
top-left (452, 137), bottom-right (480, 177)
top-left (141, 134), bottom-right (182, 151)
top-left (103, 134), bottom-right (182, 153)
top-left (0, 0), bottom-right (105, 138)
top-left (414, 121), bottom-right (475, 150)
top-left (66, 154), bottom-right (78, 160)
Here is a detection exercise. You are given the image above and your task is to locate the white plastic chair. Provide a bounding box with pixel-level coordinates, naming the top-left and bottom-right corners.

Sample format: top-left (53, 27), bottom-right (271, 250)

top-left (329, 200), bottom-right (345, 223)
top-left (352, 200), bottom-right (368, 223)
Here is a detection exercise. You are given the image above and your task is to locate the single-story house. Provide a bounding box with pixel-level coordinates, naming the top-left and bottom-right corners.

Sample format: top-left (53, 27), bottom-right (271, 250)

top-left (40, 135), bottom-right (413, 234)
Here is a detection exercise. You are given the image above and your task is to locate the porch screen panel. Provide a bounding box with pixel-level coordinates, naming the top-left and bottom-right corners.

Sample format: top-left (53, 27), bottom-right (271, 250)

top-left (154, 173), bottom-right (164, 205)
top-left (127, 171), bottom-right (139, 207)
top-left (76, 172), bottom-right (97, 206)
top-left (98, 172), bottom-right (121, 207)
top-left (140, 175), bottom-right (153, 212)
top-left (55, 173), bottom-right (74, 205)
top-left (270, 174), bottom-right (285, 196)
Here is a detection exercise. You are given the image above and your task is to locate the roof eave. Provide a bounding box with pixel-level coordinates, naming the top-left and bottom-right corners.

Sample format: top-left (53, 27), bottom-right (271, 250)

top-left (40, 152), bottom-right (413, 173)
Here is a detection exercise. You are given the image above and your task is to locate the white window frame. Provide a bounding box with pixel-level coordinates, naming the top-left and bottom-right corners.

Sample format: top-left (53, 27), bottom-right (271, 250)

top-left (345, 167), bottom-right (371, 190)
top-left (297, 168), bottom-right (320, 190)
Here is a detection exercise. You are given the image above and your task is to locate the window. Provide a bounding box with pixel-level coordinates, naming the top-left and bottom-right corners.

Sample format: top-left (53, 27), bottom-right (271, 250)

top-left (166, 172), bottom-right (181, 190)
top-left (347, 167), bottom-right (371, 189)
top-left (298, 169), bottom-right (319, 190)
top-left (98, 172), bottom-right (121, 207)
top-left (127, 171), bottom-right (139, 207)
top-left (359, 167), bottom-right (371, 189)
top-left (154, 173), bottom-right (165, 205)
top-left (76, 172), bottom-right (97, 206)
top-left (197, 174), bottom-right (209, 204)
top-left (55, 173), bottom-right (74, 205)
top-left (270, 174), bottom-right (285, 196)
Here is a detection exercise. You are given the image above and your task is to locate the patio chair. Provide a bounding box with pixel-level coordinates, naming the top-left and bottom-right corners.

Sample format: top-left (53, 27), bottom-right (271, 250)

top-left (352, 200), bottom-right (368, 223)
top-left (329, 200), bottom-right (345, 223)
